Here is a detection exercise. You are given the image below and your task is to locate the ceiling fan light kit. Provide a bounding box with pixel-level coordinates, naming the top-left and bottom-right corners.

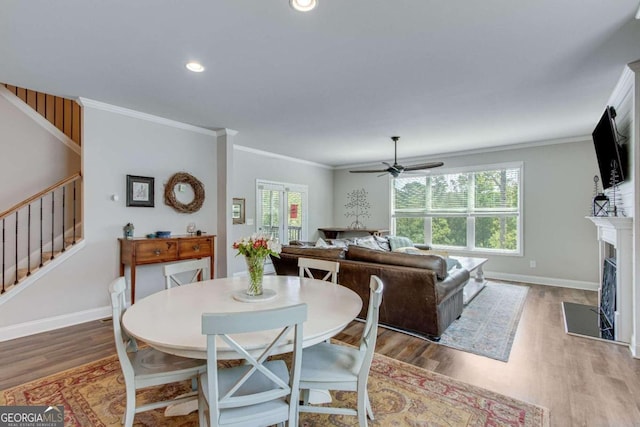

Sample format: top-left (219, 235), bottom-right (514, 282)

top-left (349, 136), bottom-right (444, 177)
top-left (290, 0), bottom-right (317, 12)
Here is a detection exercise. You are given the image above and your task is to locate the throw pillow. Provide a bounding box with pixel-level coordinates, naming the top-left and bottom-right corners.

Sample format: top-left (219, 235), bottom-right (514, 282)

top-left (446, 258), bottom-right (462, 271)
top-left (328, 238), bottom-right (352, 249)
top-left (374, 235), bottom-right (391, 251)
top-left (388, 235), bottom-right (415, 251)
top-left (354, 235), bottom-right (384, 251)
top-left (315, 237), bottom-right (330, 248)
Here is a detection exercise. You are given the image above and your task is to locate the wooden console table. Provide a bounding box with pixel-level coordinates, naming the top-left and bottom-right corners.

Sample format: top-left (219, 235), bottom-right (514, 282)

top-left (119, 234), bottom-right (215, 303)
top-left (318, 227), bottom-right (389, 239)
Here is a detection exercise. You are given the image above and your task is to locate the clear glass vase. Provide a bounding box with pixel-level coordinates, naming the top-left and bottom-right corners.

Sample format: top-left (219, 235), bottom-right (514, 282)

top-left (245, 255), bottom-right (266, 296)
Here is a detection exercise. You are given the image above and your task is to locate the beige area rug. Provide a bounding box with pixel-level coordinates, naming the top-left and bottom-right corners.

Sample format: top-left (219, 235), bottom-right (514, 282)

top-left (1, 353), bottom-right (548, 426)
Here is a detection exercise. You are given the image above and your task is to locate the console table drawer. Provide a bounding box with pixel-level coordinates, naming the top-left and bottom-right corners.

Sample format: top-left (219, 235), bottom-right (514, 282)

top-left (179, 238), bottom-right (213, 258)
top-left (135, 241), bottom-right (178, 263)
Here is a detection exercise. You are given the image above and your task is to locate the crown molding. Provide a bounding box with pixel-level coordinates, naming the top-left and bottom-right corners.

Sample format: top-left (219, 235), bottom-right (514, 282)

top-left (608, 65), bottom-right (636, 107)
top-left (0, 85), bottom-right (80, 155)
top-left (336, 134), bottom-right (591, 170)
top-left (77, 97), bottom-right (219, 137)
top-left (216, 128), bottom-right (239, 137)
top-left (233, 144), bottom-right (332, 169)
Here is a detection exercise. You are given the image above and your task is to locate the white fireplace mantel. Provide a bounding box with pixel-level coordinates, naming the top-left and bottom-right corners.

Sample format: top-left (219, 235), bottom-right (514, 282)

top-left (587, 216), bottom-right (633, 343)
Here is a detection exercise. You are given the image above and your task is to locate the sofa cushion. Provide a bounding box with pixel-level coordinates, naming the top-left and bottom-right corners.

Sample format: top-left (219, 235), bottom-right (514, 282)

top-left (345, 245), bottom-right (448, 279)
top-left (280, 245), bottom-right (344, 259)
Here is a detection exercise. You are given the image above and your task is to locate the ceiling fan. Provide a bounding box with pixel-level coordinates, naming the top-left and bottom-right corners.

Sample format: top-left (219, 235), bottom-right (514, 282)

top-left (349, 136), bottom-right (444, 177)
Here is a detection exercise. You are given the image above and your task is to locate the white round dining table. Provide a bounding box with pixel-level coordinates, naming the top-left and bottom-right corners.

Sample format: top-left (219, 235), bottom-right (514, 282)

top-left (122, 275), bottom-right (363, 360)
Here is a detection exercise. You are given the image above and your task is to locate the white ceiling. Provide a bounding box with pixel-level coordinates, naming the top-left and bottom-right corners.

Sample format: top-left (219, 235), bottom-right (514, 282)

top-left (1, 1), bottom-right (640, 167)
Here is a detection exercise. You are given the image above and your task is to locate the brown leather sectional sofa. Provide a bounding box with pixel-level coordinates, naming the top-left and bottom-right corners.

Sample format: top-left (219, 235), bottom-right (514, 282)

top-left (270, 244), bottom-right (470, 340)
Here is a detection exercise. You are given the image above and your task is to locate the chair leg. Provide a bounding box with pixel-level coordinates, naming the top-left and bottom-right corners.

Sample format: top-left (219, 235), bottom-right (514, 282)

top-left (197, 377), bottom-right (207, 427)
top-left (123, 385), bottom-right (136, 427)
top-left (357, 383), bottom-right (368, 427)
top-left (365, 390), bottom-right (374, 420)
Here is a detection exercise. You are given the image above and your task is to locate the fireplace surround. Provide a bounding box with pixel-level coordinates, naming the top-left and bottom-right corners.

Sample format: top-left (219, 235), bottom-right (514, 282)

top-left (568, 217), bottom-right (634, 343)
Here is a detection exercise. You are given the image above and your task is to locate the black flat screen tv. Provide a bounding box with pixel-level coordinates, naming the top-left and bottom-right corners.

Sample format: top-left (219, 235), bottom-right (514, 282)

top-left (592, 106), bottom-right (625, 189)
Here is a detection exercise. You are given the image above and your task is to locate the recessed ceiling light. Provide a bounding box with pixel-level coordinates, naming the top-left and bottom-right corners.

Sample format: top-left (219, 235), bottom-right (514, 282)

top-left (290, 0), bottom-right (317, 12)
top-left (185, 62), bottom-right (205, 73)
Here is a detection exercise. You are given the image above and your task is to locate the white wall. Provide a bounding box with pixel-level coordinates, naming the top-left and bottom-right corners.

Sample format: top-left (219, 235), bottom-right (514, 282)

top-left (231, 145), bottom-right (334, 275)
top-left (0, 94), bottom-right (80, 210)
top-left (334, 139), bottom-right (601, 286)
top-left (0, 103), bottom-right (218, 327)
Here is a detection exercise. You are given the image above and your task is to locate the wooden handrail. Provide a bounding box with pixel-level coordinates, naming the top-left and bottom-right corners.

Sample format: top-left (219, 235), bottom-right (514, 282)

top-left (0, 172), bottom-right (82, 220)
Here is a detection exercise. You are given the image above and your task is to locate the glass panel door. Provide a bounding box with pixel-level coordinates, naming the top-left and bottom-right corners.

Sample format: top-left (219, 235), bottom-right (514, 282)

top-left (257, 184), bottom-right (282, 240)
top-left (256, 181), bottom-right (308, 244)
top-left (286, 190), bottom-right (303, 243)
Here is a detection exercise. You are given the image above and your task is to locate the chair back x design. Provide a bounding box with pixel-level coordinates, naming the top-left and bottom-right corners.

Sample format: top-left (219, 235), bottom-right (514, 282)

top-left (198, 304), bottom-right (307, 427)
top-left (298, 275), bottom-right (384, 427)
top-left (108, 277), bottom-right (205, 427)
top-left (163, 258), bottom-right (210, 289)
top-left (298, 257), bottom-right (339, 283)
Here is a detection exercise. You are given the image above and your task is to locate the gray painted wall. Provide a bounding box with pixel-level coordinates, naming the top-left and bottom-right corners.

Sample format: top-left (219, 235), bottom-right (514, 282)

top-left (0, 104), bottom-right (218, 327)
top-left (0, 94), bottom-right (80, 210)
top-left (333, 139), bottom-right (601, 285)
top-left (231, 144), bottom-right (334, 275)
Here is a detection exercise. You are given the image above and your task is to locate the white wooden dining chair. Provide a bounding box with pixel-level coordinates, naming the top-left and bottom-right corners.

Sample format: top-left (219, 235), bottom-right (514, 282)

top-left (298, 275), bottom-right (384, 427)
top-left (298, 257), bottom-right (340, 283)
top-left (198, 303), bottom-right (307, 427)
top-left (108, 277), bottom-right (206, 427)
top-left (163, 258), bottom-right (210, 289)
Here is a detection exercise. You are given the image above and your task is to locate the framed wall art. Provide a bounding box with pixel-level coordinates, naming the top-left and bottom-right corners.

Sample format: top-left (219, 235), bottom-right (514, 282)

top-left (126, 175), bottom-right (155, 207)
top-left (232, 198), bottom-right (245, 224)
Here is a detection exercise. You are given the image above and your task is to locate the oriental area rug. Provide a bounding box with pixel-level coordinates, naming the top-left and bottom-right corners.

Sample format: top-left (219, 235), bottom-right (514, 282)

top-left (440, 281), bottom-right (529, 362)
top-left (1, 352), bottom-right (548, 427)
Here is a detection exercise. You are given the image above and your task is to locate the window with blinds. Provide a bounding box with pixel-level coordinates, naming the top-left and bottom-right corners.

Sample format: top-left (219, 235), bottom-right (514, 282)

top-left (392, 163), bottom-right (522, 254)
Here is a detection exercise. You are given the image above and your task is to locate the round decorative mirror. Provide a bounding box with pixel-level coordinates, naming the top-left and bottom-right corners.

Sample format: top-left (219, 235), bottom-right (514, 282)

top-left (164, 172), bottom-right (205, 213)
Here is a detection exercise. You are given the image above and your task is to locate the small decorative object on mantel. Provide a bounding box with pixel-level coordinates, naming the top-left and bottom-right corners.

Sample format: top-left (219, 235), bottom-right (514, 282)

top-left (232, 234), bottom-right (281, 301)
top-left (164, 172), bottom-right (205, 213)
top-left (590, 175), bottom-right (600, 216)
top-left (593, 193), bottom-right (609, 217)
top-left (609, 160), bottom-right (620, 217)
top-left (344, 188), bottom-right (371, 230)
top-left (123, 223), bottom-right (134, 239)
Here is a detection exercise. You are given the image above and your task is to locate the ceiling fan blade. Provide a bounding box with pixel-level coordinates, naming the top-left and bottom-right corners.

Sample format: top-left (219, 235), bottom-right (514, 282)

top-left (402, 162), bottom-right (444, 171)
top-left (349, 169), bottom-right (390, 173)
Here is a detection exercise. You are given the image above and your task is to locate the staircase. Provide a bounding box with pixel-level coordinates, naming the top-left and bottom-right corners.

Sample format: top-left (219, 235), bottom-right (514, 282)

top-left (0, 84), bottom-right (84, 300)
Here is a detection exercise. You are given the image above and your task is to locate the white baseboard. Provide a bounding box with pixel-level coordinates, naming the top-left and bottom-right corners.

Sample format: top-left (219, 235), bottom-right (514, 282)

top-left (485, 270), bottom-right (598, 291)
top-left (0, 304), bottom-right (111, 342)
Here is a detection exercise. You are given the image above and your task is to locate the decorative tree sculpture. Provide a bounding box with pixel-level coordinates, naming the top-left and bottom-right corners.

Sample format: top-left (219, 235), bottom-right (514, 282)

top-left (609, 160), bottom-right (620, 216)
top-left (345, 188), bottom-right (371, 230)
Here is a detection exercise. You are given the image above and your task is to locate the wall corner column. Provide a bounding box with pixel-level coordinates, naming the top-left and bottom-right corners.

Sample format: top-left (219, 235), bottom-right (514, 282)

top-left (216, 128), bottom-right (238, 278)
top-left (626, 59), bottom-right (640, 357)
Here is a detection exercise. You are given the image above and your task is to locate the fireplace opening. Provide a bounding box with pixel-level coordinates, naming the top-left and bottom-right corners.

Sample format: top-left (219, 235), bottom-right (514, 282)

top-left (562, 256), bottom-right (619, 343)
top-left (599, 257), bottom-right (616, 339)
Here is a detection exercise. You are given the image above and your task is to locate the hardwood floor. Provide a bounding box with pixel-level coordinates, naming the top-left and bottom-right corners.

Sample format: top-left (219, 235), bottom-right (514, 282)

top-left (2, 283), bottom-right (640, 426)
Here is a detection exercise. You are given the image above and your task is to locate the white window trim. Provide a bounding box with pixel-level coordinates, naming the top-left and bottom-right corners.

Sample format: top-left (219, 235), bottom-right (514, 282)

top-left (391, 161), bottom-right (524, 256)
